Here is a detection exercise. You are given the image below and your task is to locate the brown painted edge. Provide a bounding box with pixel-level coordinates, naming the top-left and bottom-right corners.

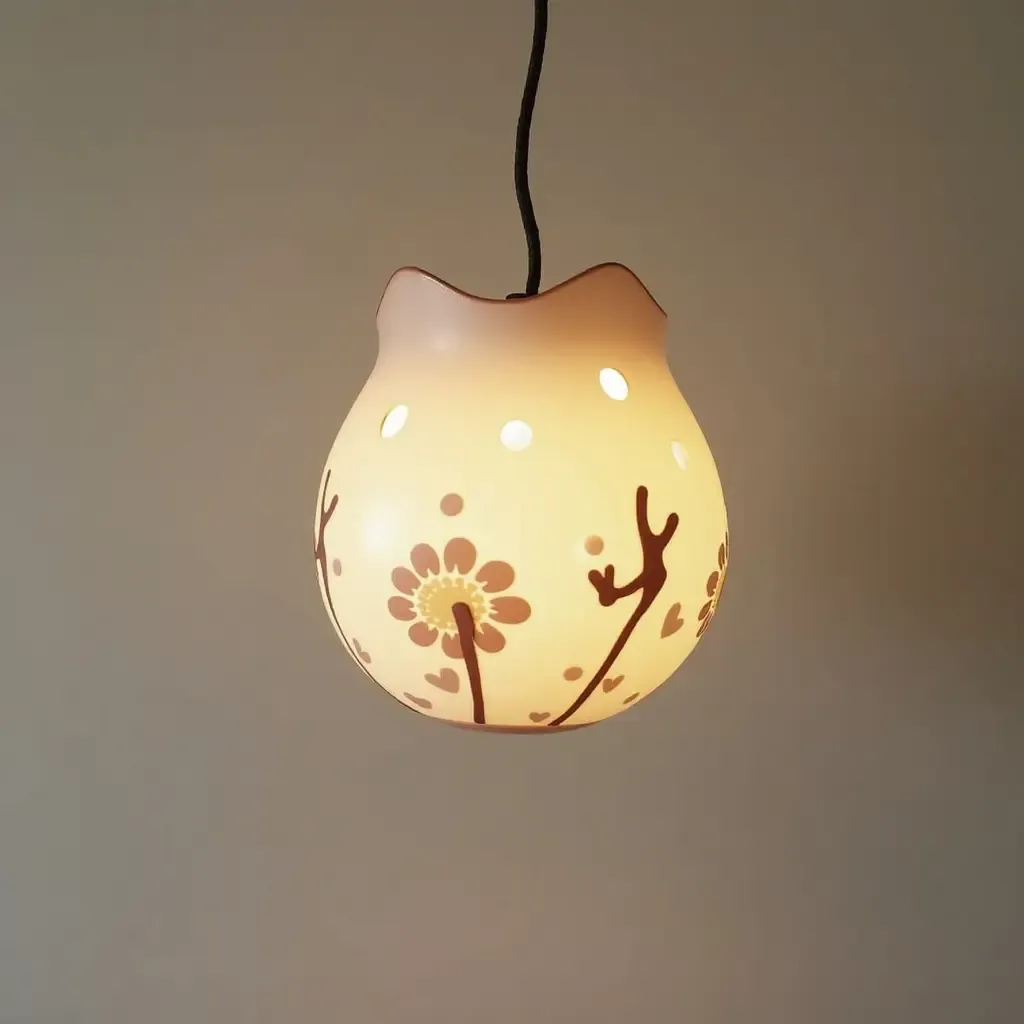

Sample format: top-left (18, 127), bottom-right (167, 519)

top-left (375, 262), bottom-right (667, 321)
top-left (445, 720), bottom-right (594, 735)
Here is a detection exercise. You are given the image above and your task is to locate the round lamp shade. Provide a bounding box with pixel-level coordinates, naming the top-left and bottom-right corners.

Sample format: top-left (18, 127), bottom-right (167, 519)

top-left (314, 263), bottom-right (728, 732)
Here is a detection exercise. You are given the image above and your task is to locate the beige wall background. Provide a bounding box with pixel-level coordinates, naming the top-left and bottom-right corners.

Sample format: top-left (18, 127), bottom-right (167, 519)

top-left (2, 1), bottom-right (1022, 1021)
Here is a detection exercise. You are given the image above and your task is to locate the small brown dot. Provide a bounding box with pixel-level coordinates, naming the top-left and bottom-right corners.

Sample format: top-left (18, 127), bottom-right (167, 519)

top-left (440, 493), bottom-right (464, 516)
top-left (584, 535), bottom-right (605, 556)
top-left (563, 666), bottom-right (583, 681)
top-left (623, 692), bottom-right (640, 705)
top-left (331, 558), bottom-right (342, 576)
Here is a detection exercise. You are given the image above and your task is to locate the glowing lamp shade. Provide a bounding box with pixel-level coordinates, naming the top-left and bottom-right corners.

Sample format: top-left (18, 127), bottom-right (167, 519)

top-left (314, 263), bottom-right (728, 732)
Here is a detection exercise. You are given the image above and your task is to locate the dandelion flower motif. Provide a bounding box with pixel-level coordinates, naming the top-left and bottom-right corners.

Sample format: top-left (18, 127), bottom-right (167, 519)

top-left (387, 538), bottom-right (531, 658)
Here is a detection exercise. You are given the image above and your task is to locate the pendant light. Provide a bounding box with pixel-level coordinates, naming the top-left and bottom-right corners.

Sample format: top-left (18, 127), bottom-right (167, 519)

top-left (314, 0), bottom-right (728, 732)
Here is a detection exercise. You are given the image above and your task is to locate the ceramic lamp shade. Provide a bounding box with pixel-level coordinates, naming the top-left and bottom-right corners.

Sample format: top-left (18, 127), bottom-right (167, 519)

top-left (314, 263), bottom-right (728, 732)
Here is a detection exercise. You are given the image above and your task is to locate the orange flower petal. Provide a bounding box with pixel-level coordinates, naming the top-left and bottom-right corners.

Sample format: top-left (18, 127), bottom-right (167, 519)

top-left (718, 542), bottom-right (727, 570)
top-left (410, 543), bottom-right (440, 578)
top-left (388, 596), bottom-right (416, 621)
top-left (706, 570), bottom-right (720, 597)
top-left (489, 595), bottom-right (531, 624)
top-left (696, 616), bottom-right (712, 638)
top-left (474, 622), bottom-right (506, 653)
top-left (441, 631), bottom-right (464, 659)
top-left (391, 566), bottom-right (420, 595)
top-left (408, 621), bottom-right (438, 647)
top-left (697, 600), bottom-right (713, 621)
top-left (475, 560), bottom-right (515, 593)
top-left (444, 537), bottom-right (477, 574)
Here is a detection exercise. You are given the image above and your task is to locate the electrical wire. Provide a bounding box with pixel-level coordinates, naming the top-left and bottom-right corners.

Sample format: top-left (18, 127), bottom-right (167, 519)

top-left (507, 0), bottom-right (549, 299)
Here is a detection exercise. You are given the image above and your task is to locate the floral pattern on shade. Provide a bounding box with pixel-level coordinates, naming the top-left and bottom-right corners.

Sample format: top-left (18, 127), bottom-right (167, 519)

top-left (424, 668), bottom-right (460, 693)
top-left (696, 531), bottom-right (729, 638)
top-left (602, 674), bottom-right (625, 693)
top-left (660, 602), bottom-right (684, 638)
top-left (388, 538), bottom-right (531, 658)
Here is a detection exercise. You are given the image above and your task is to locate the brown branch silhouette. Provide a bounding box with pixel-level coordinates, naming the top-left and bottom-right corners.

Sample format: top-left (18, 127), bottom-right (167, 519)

top-left (549, 485), bottom-right (678, 727)
top-left (314, 470), bottom-right (376, 683)
top-left (452, 602), bottom-right (486, 724)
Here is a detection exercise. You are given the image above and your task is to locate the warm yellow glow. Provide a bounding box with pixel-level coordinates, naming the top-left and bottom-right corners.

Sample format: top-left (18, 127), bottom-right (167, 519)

top-left (314, 263), bottom-right (728, 732)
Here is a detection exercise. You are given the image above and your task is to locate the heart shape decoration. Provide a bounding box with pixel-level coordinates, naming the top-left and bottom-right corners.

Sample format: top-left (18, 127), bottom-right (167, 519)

top-left (424, 668), bottom-right (460, 693)
top-left (660, 602), bottom-right (684, 638)
top-left (602, 674), bottom-right (625, 693)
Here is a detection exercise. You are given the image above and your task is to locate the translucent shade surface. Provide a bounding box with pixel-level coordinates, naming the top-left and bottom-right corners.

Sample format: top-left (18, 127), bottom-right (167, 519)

top-left (314, 263), bottom-right (728, 731)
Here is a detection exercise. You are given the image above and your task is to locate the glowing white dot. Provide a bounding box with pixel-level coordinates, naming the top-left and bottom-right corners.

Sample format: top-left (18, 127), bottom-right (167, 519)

top-left (599, 367), bottom-right (629, 401)
top-left (380, 405), bottom-right (408, 438)
top-left (500, 420), bottom-right (533, 451)
top-left (671, 440), bottom-right (689, 470)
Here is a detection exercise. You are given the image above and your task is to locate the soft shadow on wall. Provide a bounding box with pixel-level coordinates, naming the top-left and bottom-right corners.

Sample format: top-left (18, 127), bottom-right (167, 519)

top-left (793, 363), bottom-right (1022, 697)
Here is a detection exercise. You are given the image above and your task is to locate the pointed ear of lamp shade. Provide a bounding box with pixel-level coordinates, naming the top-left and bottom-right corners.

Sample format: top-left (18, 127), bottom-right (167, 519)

top-left (313, 263), bottom-right (728, 732)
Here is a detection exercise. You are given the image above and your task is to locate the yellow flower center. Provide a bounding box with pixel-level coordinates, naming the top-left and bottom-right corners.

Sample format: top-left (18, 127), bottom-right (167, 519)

top-left (416, 576), bottom-right (487, 632)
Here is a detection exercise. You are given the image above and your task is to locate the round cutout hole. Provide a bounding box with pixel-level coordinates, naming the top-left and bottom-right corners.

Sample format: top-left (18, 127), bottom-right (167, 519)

top-left (380, 404), bottom-right (409, 438)
top-left (500, 420), bottom-right (533, 451)
top-left (671, 440), bottom-right (689, 470)
top-left (599, 367), bottom-right (629, 401)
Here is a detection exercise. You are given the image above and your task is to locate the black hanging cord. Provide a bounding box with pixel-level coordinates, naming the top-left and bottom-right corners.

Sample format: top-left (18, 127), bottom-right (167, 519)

top-left (507, 0), bottom-right (549, 299)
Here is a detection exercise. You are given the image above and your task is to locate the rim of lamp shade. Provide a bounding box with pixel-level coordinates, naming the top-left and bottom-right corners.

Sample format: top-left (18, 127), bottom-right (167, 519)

top-left (447, 720), bottom-right (595, 735)
top-left (375, 262), bottom-right (668, 320)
